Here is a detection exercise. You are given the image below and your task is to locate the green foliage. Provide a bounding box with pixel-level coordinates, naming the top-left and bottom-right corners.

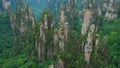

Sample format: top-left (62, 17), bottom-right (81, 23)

top-left (57, 30), bottom-right (85, 68)
top-left (38, 59), bottom-right (55, 68)
top-left (0, 13), bottom-right (14, 67)
top-left (106, 32), bottom-right (120, 67)
top-left (98, 18), bottom-right (120, 67)
top-left (2, 55), bottom-right (27, 68)
top-left (99, 18), bottom-right (120, 35)
top-left (20, 62), bottom-right (37, 68)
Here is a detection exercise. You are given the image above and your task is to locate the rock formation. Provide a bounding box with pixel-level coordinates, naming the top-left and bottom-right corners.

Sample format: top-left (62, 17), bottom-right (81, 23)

top-left (81, 1), bottom-right (97, 65)
top-left (59, 10), bottom-right (68, 52)
top-left (8, 4), bottom-right (35, 55)
top-left (36, 11), bottom-right (54, 62)
top-left (81, 9), bottom-right (93, 35)
top-left (84, 24), bottom-right (95, 64)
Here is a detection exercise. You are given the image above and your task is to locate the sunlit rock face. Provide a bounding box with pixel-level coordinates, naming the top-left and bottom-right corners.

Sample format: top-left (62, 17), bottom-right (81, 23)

top-left (2, 0), bottom-right (11, 10)
top-left (84, 44), bottom-right (92, 64)
top-left (81, 9), bottom-right (93, 35)
top-left (81, 1), bottom-right (96, 65)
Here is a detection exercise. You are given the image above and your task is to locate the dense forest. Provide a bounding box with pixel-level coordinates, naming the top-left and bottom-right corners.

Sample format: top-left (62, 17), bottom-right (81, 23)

top-left (0, 0), bottom-right (120, 68)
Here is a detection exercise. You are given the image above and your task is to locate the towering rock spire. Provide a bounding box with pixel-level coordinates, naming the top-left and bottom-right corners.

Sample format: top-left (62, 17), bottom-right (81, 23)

top-left (81, 1), bottom-right (94, 35)
top-left (81, 1), bottom-right (97, 66)
top-left (81, 9), bottom-right (93, 35)
top-left (59, 10), bottom-right (68, 52)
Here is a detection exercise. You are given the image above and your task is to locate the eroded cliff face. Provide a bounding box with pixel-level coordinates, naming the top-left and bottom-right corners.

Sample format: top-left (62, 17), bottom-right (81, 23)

top-left (81, 1), bottom-right (98, 66)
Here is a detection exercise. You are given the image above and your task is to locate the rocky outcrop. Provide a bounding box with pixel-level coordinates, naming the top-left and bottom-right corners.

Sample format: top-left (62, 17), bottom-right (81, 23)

top-left (81, 9), bottom-right (93, 35)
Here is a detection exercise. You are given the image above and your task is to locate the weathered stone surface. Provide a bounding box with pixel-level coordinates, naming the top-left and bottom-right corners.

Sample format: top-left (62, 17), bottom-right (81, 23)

top-left (84, 44), bottom-right (92, 64)
top-left (81, 9), bottom-right (93, 35)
